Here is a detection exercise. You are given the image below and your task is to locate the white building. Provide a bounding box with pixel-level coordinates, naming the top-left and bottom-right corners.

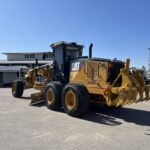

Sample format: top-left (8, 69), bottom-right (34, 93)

top-left (0, 66), bottom-right (28, 85)
top-left (3, 52), bottom-right (52, 61)
top-left (1, 52), bottom-right (53, 67)
top-left (0, 51), bottom-right (53, 85)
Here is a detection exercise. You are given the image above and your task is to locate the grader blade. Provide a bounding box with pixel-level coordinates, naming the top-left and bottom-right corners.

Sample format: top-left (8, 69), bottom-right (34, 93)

top-left (30, 92), bottom-right (45, 105)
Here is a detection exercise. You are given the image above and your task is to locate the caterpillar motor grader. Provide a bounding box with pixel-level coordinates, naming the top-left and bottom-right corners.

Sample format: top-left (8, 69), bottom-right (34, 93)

top-left (12, 41), bottom-right (150, 117)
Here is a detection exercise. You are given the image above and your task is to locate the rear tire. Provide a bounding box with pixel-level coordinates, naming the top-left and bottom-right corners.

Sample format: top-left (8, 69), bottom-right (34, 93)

top-left (12, 80), bottom-right (24, 98)
top-left (62, 84), bottom-right (90, 117)
top-left (45, 82), bottom-right (63, 110)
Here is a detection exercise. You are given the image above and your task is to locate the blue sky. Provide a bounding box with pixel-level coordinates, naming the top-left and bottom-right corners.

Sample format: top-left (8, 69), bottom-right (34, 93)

top-left (0, 0), bottom-right (150, 68)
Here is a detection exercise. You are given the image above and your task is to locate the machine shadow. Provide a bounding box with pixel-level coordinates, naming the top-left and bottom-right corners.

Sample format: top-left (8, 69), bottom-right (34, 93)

top-left (83, 106), bottom-right (150, 126)
top-left (83, 111), bottom-right (122, 126)
top-left (30, 101), bottom-right (150, 127)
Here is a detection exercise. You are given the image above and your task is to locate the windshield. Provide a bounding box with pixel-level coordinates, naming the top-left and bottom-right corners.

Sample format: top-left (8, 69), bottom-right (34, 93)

top-left (66, 49), bottom-right (82, 59)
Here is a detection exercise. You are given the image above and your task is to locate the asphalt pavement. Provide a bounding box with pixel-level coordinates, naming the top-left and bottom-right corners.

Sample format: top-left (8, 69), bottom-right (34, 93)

top-left (0, 87), bottom-right (150, 150)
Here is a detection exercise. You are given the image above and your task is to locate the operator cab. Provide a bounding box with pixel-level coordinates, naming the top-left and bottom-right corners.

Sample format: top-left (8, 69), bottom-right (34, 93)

top-left (51, 41), bottom-right (83, 83)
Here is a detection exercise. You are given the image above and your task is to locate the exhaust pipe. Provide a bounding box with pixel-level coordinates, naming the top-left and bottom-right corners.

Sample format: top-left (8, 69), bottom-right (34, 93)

top-left (89, 43), bottom-right (93, 58)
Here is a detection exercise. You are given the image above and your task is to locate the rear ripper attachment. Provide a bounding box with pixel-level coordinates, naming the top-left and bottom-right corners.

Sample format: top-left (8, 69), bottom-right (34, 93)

top-left (104, 59), bottom-right (150, 107)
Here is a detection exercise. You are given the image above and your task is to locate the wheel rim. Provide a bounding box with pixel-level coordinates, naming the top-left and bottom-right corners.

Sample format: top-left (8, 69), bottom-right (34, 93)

top-left (47, 88), bottom-right (54, 104)
top-left (65, 90), bottom-right (76, 110)
top-left (12, 84), bottom-right (17, 95)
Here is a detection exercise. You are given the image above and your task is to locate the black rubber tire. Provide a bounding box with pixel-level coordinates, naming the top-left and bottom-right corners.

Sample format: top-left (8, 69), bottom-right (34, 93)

top-left (45, 81), bottom-right (63, 110)
top-left (62, 84), bottom-right (90, 117)
top-left (12, 80), bottom-right (24, 98)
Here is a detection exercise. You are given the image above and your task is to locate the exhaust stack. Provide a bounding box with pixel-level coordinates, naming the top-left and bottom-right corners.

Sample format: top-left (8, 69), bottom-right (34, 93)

top-left (89, 43), bottom-right (93, 58)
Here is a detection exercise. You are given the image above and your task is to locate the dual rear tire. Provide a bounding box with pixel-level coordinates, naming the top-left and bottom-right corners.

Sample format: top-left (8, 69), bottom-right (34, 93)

top-left (62, 84), bottom-right (90, 117)
top-left (45, 83), bottom-right (90, 117)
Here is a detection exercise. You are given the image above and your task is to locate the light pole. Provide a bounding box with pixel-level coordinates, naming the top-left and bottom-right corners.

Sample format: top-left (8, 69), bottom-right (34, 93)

top-left (146, 48), bottom-right (150, 81)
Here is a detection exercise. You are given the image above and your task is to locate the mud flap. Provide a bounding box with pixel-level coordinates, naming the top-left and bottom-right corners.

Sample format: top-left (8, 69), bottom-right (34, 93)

top-left (30, 92), bottom-right (45, 105)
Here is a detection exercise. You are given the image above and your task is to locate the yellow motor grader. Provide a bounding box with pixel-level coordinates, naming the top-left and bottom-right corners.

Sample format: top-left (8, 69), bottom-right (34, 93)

top-left (12, 41), bottom-right (150, 117)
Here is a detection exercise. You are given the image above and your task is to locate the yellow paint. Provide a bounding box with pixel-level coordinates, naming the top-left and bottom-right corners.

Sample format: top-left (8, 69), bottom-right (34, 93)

top-left (69, 59), bottom-right (150, 106)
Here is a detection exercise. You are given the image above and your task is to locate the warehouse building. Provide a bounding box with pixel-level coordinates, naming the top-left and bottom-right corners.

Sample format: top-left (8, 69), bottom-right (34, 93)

top-left (0, 51), bottom-right (53, 85)
top-left (0, 66), bottom-right (28, 85)
top-left (0, 51), bottom-right (53, 67)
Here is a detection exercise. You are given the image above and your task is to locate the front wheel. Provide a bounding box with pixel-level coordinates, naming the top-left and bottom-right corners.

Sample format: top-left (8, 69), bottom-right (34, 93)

top-left (12, 80), bottom-right (24, 98)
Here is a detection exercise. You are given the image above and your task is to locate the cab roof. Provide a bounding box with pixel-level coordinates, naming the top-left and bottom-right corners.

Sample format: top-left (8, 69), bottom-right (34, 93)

top-left (50, 41), bottom-right (83, 49)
